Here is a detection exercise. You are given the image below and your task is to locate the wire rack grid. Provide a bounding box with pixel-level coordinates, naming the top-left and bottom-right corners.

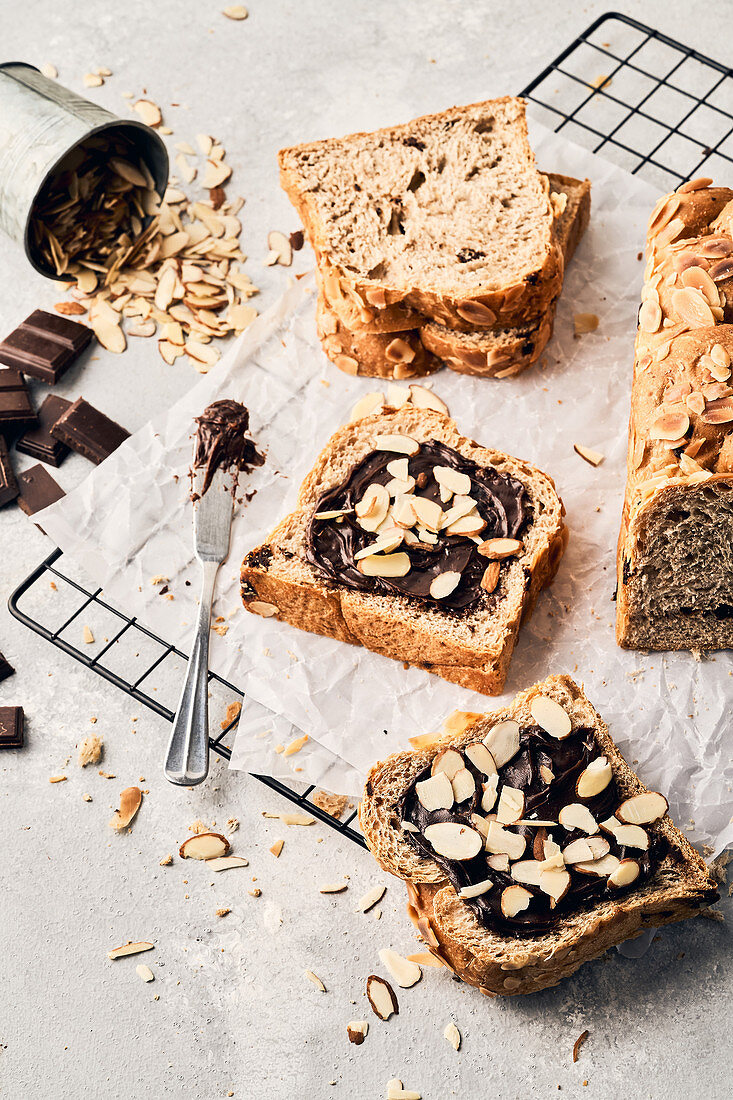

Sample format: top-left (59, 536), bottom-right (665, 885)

top-left (7, 12), bottom-right (732, 849)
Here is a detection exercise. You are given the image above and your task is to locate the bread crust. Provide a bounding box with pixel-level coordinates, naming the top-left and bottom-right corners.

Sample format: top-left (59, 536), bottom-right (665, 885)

top-left (617, 181), bottom-right (733, 648)
top-left (241, 408), bottom-right (567, 695)
top-left (315, 296), bottom-right (440, 380)
top-left (359, 675), bottom-right (718, 996)
top-left (279, 97), bottom-right (564, 332)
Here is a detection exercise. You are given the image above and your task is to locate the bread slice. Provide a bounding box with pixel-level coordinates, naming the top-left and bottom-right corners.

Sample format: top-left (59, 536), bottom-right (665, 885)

top-left (280, 97), bottom-right (564, 333)
top-left (359, 674), bottom-right (718, 996)
top-left (241, 406), bottom-right (567, 695)
top-left (616, 181), bottom-right (733, 649)
top-left (315, 174), bottom-right (590, 380)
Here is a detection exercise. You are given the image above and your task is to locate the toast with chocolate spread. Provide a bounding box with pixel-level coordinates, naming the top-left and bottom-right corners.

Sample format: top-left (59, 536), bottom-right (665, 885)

top-left (240, 406), bottom-right (567, 694)
top-left (359, 675), bottom-right (718, 996)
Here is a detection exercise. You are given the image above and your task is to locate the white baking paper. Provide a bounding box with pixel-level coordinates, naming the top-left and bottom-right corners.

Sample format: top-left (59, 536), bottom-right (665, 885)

top-left (35, 122), bottom-right (733, 854)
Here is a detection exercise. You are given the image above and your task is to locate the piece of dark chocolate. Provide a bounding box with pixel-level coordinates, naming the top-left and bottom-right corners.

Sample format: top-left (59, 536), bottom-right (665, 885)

top-left (0, 435), bottom-right (19, 506)
top-left (0, 309), bottom-right (93, 384)
top-left (17, 464), bottom-right (65, 518)
top-left (16, 394), bottom-right (72, 467)
top-left (0, 651), bottom-right (14, 684)
top-left (0, 706), bottom-right (23, 749)
top-left (51, 397), bottom-right (130, 465)
top-left (0, 369), bottom-right (36, 429)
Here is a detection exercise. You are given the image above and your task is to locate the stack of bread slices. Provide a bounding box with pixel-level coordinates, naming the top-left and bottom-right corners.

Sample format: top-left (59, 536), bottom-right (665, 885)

top-left (279, 96), bottom-right (590, 381)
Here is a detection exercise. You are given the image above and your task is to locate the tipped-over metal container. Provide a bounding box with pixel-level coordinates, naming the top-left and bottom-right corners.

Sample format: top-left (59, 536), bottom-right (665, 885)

top-left (0, 62), bottom-right (169, 278)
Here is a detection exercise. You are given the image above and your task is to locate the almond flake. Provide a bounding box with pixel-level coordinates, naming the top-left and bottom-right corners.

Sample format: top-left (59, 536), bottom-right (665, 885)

top-left (366, 974), bottom-right (399, 1019)
top-left (261, 811), bottom-right (315, 826)
top-left (374, 434), bottom-right (420, 456)
top-left (444, 1022), bottom-right (461, 1051)
top-left (319, 882), bottom-right (348, 894)
top-left (136, 964), bottom-right (155, 983)
top-left (616, 791), bottom-right (668, 825)
top-left (266, 230), bottom-right (292, 267)
top-left (208, 855), bottom-right (249, 871)
top-left (574, 442), bottom-right (605, 466)
top-left (501, 885), bottom-right (532, 918)
top-left (40, 63), bottom-right (58, 79)
top-left (357, 885), bottom-right (386, 913)
top-left (347, 1020), bottom-right (369, 1045)
top-left (133, 99), bottom-right (162, 128)
top-left (304, 969), bottom-right (326, 992)
top-left (179, 832), bottom-right (230, 860)
top-left (223, 4), bottom-right (249, 17)
top-left (269, 840), bottom-right (284, 858)
top-left (107, 941), bottom-right (154, 960)
top-left (409, 384), bottom-right (448, 415)
top-left (530, 695), bottom-right (572, 738)
top-left (378, 949), bottom-right (422, 988)
top-left (429, 571), bottom-right (461, 600)
top-left (202, 161), bottom-right (232, 189)
top-left (109, 786), bottom-right (142, 831)
top-left (283, 733), bottom-right (308, 757)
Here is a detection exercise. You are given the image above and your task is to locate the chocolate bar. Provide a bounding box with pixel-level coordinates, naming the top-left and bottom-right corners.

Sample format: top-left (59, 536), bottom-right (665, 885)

top-left (0, 435), bottom-right (19, 506)
top-left (51, 397), bottom-right (130, 465)
top-left (0, 707), bottom-right (24, 749)
top-left (17, 464), bottom-right (65, 518)
top-left (0, 651), bottom-right (14, 684)
top-left (16, 394), bottom-right (71, 467)
top-left (0, 369), bottom-right (36, 429)
top-left (0, 309), bottom-right (93, 384)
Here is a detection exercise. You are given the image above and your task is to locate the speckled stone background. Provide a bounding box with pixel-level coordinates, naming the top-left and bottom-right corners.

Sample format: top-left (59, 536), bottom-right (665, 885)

top-left (1, 2), bottom-right (731, 1098)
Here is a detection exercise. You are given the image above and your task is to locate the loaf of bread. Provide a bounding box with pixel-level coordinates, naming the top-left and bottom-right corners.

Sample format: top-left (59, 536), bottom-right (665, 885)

top-left (360, 674), bottom-right (718, 996)
top-left (280, 97), bottom-right (564, 334)
top-left (241, 405), bottom-right (567, 695)
top-left (617, 177), bottom-right (733, 649)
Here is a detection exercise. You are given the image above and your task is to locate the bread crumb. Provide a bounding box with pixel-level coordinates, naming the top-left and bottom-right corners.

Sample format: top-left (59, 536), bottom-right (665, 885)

top-left (78, 733), bottom-right (103, 767)
top-left (249, 887), bottom-right (261, 897)
top-left (82, 793), bottom-right (93, 802)
top-left (150, 575), bottom-right (169, 585)
top-left (283, 733), bottom-right (308, 757)
top-left (82, 625), bottom-right (95, 644)
top-left (573, 1030), bottom-right (589, 1063)
top-left (188, 819), bottom-right (208, 834)
top-left (221, 702), bottom-right (242, 730)
top-left (227, 817), bottom-right (240, 833)
top-left (216, 907), bottom-right (231, 917)
top-left (699, 907), bottom-right (725, 922)
top-left (98, 770), bottom-right (116, 779)
top-left (312, 790), bottom-right (349, 819)
top-left (49, 775), bottom-right (67, 783)
top-left (159, 854), bottom-right (173, 866)
top-left (270, 839), bottom-right (284, 857)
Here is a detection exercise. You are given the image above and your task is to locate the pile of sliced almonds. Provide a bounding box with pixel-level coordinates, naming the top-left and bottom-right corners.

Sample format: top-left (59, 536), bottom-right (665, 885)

top-left (314, 432), bottom-right (523, 595)
top-left (44, 131), bottom-right (258, 372)
top-left (404, 694), bottom-right (669, 919)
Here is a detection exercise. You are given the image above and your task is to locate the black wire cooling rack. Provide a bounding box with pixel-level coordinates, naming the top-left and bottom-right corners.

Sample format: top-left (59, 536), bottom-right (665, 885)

top-left (8, 13), bottom-right (733, 848)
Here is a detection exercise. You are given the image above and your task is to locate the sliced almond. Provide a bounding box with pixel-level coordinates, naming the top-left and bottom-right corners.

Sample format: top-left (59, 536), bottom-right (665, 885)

top-left (304, 969), bottom-right (326, 992)
top-left (574, 442), bottom-right (605, 467)
top-left (374, 434), bottom-right (420, 456)
top-left (391, 494), bottom-right (417, 528)
top-left (430, 571), bottom-right (461, 600)
top-left (409, 385), bottom-right (449, 415)
top-left (358, 552), bottom-right (410, 578)
top-left (576, 756), bottom-right (613, 799)
top-left (136, 964), bottom-right (155, 983)
top-left (480, 562), bottom-right (500, 594)
top-left (573, 311), bottom-right (599, 335)
top-left (424, 822), bottom-right (482, 861)
top-left (267, 230), bottom-right (292, 267)
top-left (612, 824), bottom-right (649, 849)
top-left (385, 337), bottom-right (416, 364)
top-left (485, 821), bottom-right (525, 860)
top-left (608, 858), bottom-right (641, 887)
top-left (451, 767), bottom-right (476, 804)
top-left (477, 537), bottom-right (523, 560)
top-left (444, 1022), bottom-right (461, 1051)
top-left (447, 514), bottom-right (487, 538)
top-left (539, 868), bottom-right (571, 907)
top-left (357, 885), bottom-right (386, 913)
top-left (366, 973), bottom-right (399, 1019)
top-left (511, 859), bottom-right (543, 886)
top-left (530, 695), bottom-right (572, 739)
top-left (574, 853), bottom-right (620, 877)
top-left (558, 804), bottom-right (598, 834)
top-left (108, 941), bottom-right (154, 960)
top-left (378, 949), bottom-right (422, 988)
top-left (347, 1020), bottom-right (369, 1045)
top-left (179, 832), bottom-right (230, 860)
top-left (387, 457), bottom-right (410, 480)
top-left (671, 286), bottom-right (715, 328)
top-left (650, 411), bottom-right (690, 441)
top-left (483, 719), bottom-right (520, 767)
top-left (458, 877), bottom-right (493, 899)
top-left (356, 482), bottom-right (389, 520)
top-left (487, 852), bottom-right (510, 872)
top-left (496, 786), bottom-right (524, 825)
top-left (464, 742), bottom-right (497, 777)
top-left (133, 99), bottom-right (162, 128)
top-left (500, 885), bottom-right (532, 919)
top-left (481, 773), bottom-right (499, 812)
top-left (431, 748), bottom-right (464, 780)
top-left (247, 601), bottom-right (279, 618)
top-left (109, 786), bottom-right (142, 831)
top-left (616, 791), bottom-right (668, 825)
top-left (415, 772), bottom-right (454, 812)
top-left (412, 496), bottom-right (443, 532)
top-left (433, 466), bottom-right (471, 497)
top-left (563, 836), bottom-right (610, 864)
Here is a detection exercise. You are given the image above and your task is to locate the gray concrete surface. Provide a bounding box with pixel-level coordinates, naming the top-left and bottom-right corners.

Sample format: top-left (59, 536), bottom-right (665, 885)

top-left (1, 2), bottom-right (731, 1097)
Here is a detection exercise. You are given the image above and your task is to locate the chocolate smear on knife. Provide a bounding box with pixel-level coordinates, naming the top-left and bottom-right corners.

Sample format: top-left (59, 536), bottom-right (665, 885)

top-left (16, 395), bottom-right (72, 467)
top-left (51, 398), bottom-right (130, 465)
top-left (191, 400), bottom-right (264, 499)
top-left (0, 310), bottom-right (93, 384)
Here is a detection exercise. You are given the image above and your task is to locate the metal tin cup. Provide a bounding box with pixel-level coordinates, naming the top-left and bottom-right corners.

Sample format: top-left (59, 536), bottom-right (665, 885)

top-left (0, 62), bottom-right (169, 278)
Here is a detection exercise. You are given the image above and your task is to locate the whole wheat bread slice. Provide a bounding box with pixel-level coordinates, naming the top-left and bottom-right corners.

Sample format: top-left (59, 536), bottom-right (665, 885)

top-left (316, 174), bottom-right (590, 380)
top-left (280, 97), bottom-right (564, 333)
top-left (360, 674), bottom-right (718, 996)
top-left (241, 407), bottom-right (567, 695)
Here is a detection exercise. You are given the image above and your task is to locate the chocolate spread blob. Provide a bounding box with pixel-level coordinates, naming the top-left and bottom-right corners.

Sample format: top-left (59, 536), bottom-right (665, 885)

top-left (305, 439), bottom-right (531, 612)
top-left (399, 725), bottom-right (667, 936)
top-left (191, 400), bottom-right (264, 498)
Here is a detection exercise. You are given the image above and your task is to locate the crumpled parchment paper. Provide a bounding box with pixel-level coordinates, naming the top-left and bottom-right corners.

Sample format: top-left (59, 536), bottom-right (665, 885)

top-left (35, 122), bottom-right (733, 855)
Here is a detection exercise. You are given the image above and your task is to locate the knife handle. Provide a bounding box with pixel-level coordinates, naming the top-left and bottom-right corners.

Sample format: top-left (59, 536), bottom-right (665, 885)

top-left (164, 559), bottom-right (219, 786)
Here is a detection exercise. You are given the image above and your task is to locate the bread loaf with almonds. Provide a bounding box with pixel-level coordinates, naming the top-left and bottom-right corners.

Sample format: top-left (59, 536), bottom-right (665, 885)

top-left (617, 177), bottom-right (733, 649)
top-left (280, 97), bottom-right (564, 335)
top-left (241, 405), bottom-right (567, 695)
top-left (360, 675), bottom-right (717, 996)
